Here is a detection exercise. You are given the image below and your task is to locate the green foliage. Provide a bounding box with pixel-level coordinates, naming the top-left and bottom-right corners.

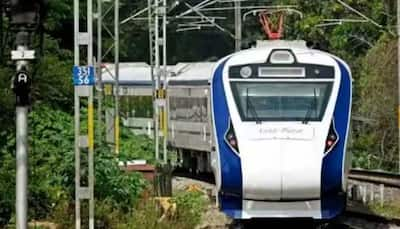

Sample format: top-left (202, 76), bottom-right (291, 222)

top-left (0, 66), bottom-right (15, 128)
top-left (120, 96), bottom-right (153, 118)
top-left (94, 151), bottom-right (147, 210)
top-left (0, 104), bottom-right (148, 226)
top-left (368, 201), bottom-right (400, 219)
top-left (120, 191), bottom-right (207, 229)
top-left (119, 133), bottom-right (155, 164)
top-left (45, 0), bottom-right (73, 32)
top-left (172, 191), bottom-right (207, 226)
top-left (353, 35), bottom-right (398, 171)
top-left (52, 198), bottom-right (127, 229)
top-left (51, 191), bottom-right (207, 229)
top-left (1, 0), bottom-right (400, 227)
top-left (0, 131), bottom-right (16, 226)
top-left (33, 37), bottom-right (74, 110)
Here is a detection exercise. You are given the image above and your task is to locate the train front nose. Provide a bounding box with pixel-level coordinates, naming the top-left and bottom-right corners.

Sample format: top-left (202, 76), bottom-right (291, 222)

top-left (240, 138), bottom-right (322, 201)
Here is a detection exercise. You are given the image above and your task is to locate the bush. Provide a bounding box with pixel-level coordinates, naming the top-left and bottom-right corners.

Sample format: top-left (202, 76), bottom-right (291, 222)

top-left (354, 34), bottom-right (398, 171)
top-left (50, 191), bottom-right (207, 229)
top-left (172, 191), bottom-right (207, 227)
top-left (0, 104), bottom-right (148, 226)
top-left (121, 191), bottom-right (207, 229)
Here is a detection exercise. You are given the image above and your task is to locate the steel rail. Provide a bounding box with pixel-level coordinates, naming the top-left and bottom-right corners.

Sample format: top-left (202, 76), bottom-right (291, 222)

top-left (344, 208), bottom-right (400, 226)
top-left (348, 169), bottom-right (400, 188)
top-left (172, 169), bottom-right (400, 189)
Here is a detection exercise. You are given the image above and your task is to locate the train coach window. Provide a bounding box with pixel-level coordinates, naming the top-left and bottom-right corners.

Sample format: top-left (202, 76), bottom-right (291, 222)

top-left (230, 82), bottom-right (332, 122)
top-left (169, 97), bottom-right (208, 122)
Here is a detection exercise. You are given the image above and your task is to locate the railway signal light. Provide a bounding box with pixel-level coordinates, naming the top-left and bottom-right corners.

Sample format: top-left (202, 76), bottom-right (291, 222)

top-left (12, 69), bottom-right (32, 106)
top-left (9, 0), bottom-right (47, 29)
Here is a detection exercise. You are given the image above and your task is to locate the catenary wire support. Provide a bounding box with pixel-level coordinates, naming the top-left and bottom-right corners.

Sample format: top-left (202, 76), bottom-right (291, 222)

top-left (114, 0), bottom-right (120, 155)
top-left (234, 0), bottom-right (242, 51)
top-left (148, 0), bottom-right (158, 161)
top-left (97, 0), bottom-right (103, 143)
top-left (148, 0), bottom-right (168, 163)
top-left (73, 0), bottom-right (95, 228)
top-left (97, 0), bottom-right (123, 147)
top-left (335, 0), bottom-right (394, 35)
top-left (162, 0), bottom-right (168, 163)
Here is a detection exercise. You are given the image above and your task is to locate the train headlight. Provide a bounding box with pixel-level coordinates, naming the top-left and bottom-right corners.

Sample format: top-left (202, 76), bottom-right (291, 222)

top-left (324, 120), bottom-right (339, 154)
top-left (240, 66), bottom-right (252, 78)
top-left (270, 50), bottom-right (295, 64)
top-left (225, 121), bottom-right (240, 154)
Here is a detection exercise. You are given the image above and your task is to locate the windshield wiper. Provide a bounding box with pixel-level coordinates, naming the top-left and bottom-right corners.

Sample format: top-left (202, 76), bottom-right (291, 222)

top-left (302, 88), bottom-right (317, 124)
top-left (246, 88), bottom-right (262, 124)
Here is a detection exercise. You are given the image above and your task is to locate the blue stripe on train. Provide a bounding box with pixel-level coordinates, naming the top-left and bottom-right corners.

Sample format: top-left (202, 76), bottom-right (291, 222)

top-left (321, 59), bottom-right (352, 219)
top-left (211, 59), bottom-right (243, 217)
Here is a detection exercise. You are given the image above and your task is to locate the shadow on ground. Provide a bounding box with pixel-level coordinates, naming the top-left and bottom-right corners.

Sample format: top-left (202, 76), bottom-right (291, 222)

top-left (230, 218), bottom-right (357, 229)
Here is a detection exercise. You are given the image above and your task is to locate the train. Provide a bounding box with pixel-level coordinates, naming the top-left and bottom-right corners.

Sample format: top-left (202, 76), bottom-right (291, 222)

top-left (166, 40), bottom-right (352, 220)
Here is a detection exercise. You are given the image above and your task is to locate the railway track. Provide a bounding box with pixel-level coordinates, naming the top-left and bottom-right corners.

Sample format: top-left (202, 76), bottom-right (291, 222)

top-left (173, 168), bottom-right (400, 188)
top-left (173, 169), bottom-right (400, 228)
top-left (342, 210), bottom-right (400, 228)
top-left (348, 169), bottom-right (400, 188)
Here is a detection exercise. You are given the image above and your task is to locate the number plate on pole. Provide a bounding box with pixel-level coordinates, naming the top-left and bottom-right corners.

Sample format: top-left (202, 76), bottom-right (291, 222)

top-left (73, 66), bottom-right (96, 86)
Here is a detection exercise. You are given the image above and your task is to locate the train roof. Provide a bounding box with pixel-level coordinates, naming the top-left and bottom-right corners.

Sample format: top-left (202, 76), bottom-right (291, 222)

top-left (102, 62), bottom-right (217, 86)
top-left (102, 62), bottom-right (175, 86)
top-left (168, 62), bottom-right (216, 82)
top-left (255, 40), bottom-right (308, 49)
top-left (102, 62), bottom-right (152, 86)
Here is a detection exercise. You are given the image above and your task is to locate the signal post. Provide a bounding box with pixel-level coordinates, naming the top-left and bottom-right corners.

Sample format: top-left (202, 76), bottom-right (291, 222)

top-left (9, 1), bottom-right (46, 228)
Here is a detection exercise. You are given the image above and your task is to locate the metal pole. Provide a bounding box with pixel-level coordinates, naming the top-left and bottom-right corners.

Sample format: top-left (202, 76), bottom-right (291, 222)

top-left (155, 0), bottom-right (160, 161)
top-left (88, 0), bottom-right (93, 65)
top-left (115, 0), bottom-right (120, 155)
top-left (397, 0), bottom-right (400, 173)
top-left (16, 105), bottom-right (28, 229)
top-left (12, 30), bottom-right (33, 229)
top-left (74, 90), bottom-right (81, 229)
top-left (74, 0), bottom-right (80, 64)
top-left (87, 0), bottom-right (95, 228)
top-left (88, 89), bottom-right (95, 229)
top-left (162, 0), bottom-right (167, 163)
top-left (73, 0), bottom-right (80, 227)
top-left (148, 0), bottom-right (157, 159)
top-left (234, 0), bottom-right (241, 51)
top-left (74, 0), bottom-right (95, 227)
top-left (97, 0), bottom-right (103, 143)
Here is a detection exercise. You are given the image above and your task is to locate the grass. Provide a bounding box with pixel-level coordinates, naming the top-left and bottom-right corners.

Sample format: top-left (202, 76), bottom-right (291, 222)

top-left (46, 189), bottom-right (207, 229)
top-left (121, 190), bottom-right (207, 229)
top-left (368, 201), bottom-right (400, 219)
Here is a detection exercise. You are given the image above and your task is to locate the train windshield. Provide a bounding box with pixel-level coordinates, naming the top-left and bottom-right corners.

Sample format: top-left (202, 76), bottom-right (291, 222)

top-left (231, 82), bottom-right (333, 122)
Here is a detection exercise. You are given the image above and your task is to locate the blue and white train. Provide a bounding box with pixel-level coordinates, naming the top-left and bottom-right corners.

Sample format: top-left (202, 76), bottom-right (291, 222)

top-left (166, 40), bottom-right (352, 220)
